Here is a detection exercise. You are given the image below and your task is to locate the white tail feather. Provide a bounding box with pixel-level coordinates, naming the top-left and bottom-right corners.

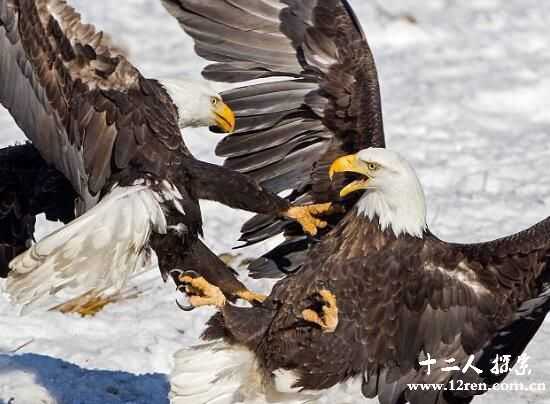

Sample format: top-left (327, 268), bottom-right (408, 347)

top-left (5, 185), bottom-right (166, 313)
top-left (170, 341), bottom-right (260, 404)
top-left (170, 341), bottom-right (320, 404)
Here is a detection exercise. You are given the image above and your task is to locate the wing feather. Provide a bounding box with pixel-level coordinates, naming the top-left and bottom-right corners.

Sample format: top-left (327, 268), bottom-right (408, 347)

top-left (6, 184), bottom-right (166, 313)
top-left (218, 119), bottom-right (322, 158)
top-left (362, 220), bottom-right (550, 403)
top-left (162, 0), bottom-right (386, 277)
top-left (0, 0), bottom-right (182, 209)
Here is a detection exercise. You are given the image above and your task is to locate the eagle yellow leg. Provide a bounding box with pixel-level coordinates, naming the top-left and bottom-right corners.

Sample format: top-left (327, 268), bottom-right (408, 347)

top-left (236, 289), bottom-right (267, 304)
top-left (285, 202), bottom-right (333, 236)
top-left (302, 289), bottom-right (339, 333)
top-left (180, 275), bottom-right (227, 308)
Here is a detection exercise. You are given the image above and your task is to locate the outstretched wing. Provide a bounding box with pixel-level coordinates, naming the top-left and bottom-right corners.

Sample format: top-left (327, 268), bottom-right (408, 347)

top-left (0, 144), bottom-right (75, 278)
top-left (361, 218), bottom-right (550, 404)
top-left (0, 0), bottom-right (183, 209)
top-left (162, 0), bottom-right (385, 277)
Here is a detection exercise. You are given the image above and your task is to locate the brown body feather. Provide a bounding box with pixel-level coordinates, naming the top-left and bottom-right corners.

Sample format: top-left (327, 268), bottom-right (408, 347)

top-left (164, 0), bottom-right (550, 402)
top-left (204, 210), bottom-right (550, 403)
top-left (0, 0), bottom-right (290, 298)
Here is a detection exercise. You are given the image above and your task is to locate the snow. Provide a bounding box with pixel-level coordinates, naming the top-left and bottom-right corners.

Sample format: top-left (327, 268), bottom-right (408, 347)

top-left (1, 0), bottom-right (549, 403)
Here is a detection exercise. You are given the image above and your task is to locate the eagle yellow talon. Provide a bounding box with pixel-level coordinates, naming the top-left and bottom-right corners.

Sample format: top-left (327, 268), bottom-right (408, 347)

top-left (285, 203), bottom-right (333, 236)
top-left (237, 290), bottom-right (267, 304)
top-left (301, 289), bottom-right (339, 333)
top-left (180, 275), bottom-right (226, 308)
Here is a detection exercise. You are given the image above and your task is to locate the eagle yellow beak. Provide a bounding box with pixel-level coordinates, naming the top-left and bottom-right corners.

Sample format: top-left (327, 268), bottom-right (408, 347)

top-left (329, 154), bottom-right (372, 198)
top-left (214, 101), bottom-right (236, 133)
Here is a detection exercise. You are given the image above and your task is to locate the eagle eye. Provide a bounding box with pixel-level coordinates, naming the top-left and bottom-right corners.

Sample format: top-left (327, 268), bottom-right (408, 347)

top-left (367, 162), bottom-right (378, 171)
top-left (211, 97), bottom-right (219, 106)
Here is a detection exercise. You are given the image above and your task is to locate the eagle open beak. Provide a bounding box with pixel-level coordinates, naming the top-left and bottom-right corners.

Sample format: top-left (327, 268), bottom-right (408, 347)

top-left (329, 154), bottom-right (372, 198)
top-left (214, 102), bottom-right (236, 133)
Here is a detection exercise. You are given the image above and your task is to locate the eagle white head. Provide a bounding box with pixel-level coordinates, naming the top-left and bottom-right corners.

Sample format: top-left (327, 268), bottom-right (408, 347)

top-left (159, 78), bottom-right (235, 133)
top-left (329, 148), bottom-right (427, 238)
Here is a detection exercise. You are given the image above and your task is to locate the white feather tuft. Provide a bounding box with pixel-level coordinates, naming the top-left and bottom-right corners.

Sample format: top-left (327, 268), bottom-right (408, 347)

top-left (5, 184), bottom-right (167, 314)
top-left (170, 341), bottom-right (261, 404)
top-left (170, 341), bottom-right (319, 404)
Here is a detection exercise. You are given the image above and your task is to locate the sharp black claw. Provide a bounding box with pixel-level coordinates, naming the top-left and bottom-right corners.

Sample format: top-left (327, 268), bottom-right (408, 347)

top-left (173, 269), bottom-right (203, 312)
top-left (169, 268), bottom-right (185, 279)
top-left (176, 298), bottom-right (195, 312)
top-left (183, 270), bottom-right (201, 279)
top-left (176, 284), bottom-right (195, 311)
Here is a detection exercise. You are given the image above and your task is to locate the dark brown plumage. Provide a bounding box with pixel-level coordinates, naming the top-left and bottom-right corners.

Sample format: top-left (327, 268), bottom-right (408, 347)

top-left (204, 210), bottom-right (550, 404)
top-left (0, 0), bottom-right (301, 311)
top-left (0, 144), bottom-right (75, 277)
top-left (164, 1), bottom-right (550, 403)
top-left (173, 151), bottom-right (550, 403)
top-left (162, 0), bottom-right (386, 278)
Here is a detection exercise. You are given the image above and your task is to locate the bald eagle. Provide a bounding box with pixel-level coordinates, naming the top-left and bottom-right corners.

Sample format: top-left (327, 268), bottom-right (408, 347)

top-left (0, 0), bottom-right (329, 313)
top-left (161, 0), bottom-right (386, 280)
top-left (162, 0), bottom-right (550, 403)
top-left (171, 148), bottom-right (550, 404)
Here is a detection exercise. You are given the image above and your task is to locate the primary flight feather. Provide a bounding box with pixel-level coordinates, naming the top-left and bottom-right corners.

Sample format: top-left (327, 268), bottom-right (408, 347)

top-left (161, 0), bottom-right (550, 403)
top-left (0, 0), bottom-right (328, 313)
top-left (162, 0), bottom-right (388, 279)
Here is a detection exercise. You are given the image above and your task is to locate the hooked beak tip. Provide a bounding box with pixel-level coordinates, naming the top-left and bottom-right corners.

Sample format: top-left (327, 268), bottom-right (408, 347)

top-left (214, 102), bottom-right (236, 134)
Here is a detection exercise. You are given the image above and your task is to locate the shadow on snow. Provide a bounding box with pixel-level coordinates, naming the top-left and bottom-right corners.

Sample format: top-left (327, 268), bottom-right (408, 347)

top-left (0, 353), bottom-right (169, 404)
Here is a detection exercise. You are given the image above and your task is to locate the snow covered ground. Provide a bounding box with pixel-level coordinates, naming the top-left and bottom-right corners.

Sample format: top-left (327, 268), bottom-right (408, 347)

top-left (1, 0), bottom-right (549, 403)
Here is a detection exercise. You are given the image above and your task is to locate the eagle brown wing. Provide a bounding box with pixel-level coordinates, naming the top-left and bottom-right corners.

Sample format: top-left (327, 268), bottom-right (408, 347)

top-left (198, 215), bottom-right (549, 401)
top-left (0, 0), bottom-right (184, 210)
top-left (361, 218), bottom-right (550, 404)
top-left (162, 0), bottom-right (385, 277)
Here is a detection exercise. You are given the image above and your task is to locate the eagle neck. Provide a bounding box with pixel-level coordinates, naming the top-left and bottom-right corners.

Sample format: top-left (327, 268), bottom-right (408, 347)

top-left (355, 187), bottom-right (427, 239)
